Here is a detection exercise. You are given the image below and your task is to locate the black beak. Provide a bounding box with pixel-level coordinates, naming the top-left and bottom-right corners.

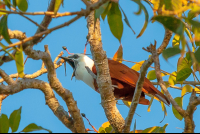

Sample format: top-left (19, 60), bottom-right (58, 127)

top-left (59, 56), bottom-right (75, 69)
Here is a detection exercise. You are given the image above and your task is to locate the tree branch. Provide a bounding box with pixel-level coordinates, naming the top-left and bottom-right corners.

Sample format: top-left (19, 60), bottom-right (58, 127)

top-left (123, 29), bottom-right (173, 132)
top-left (87, 0), bottom-right (125, 133)
top-left (0, 78), bottom-right (76, 132)
top-left (24, 45), bottom-right (86, 133)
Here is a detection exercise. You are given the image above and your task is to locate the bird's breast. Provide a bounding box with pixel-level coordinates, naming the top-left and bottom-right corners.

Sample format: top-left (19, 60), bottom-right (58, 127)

top-left (75, 62), bottom-right (95, 90)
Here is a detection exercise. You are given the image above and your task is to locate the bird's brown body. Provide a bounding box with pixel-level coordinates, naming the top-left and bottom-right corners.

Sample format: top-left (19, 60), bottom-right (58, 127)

top-left (92, 59), bottom-right (170, 105)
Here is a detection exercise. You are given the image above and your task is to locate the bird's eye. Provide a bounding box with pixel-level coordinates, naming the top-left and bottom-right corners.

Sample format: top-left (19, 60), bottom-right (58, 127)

top-left (74, 54), bottom-right (79, 59)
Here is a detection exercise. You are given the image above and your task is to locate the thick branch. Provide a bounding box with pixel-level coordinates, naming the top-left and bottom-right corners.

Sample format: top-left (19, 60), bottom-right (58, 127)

top-left (0, 78), bottom-right (75, 132)
top-left (87, 0), bottom-right (125, 133)
top-left (24, 45), bottom-right (86, 133)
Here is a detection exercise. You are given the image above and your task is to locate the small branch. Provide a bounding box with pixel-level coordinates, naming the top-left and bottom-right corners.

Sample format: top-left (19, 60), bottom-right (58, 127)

top-left (0, 78), bottom-right (75, 132)
top-left (151, 42), bottom-right (187, 117)
top-left (152, 81), bottom-right (200, 85)
top-left (0, 51), bottom-right (64, 83)
top-left (0, 69), bottom-right (15, 85)
top-left (0, 29), bottom-right (26, 41)
top-left (123, 29), bottom-right (173, 133)
top-left (0, 94), bottom-right (9, 113)
top-left (82, 0), bottom-right (91, 6)
top-left (82, 113), bottom-right (98, 133)
top-left (184, 90), bottom-right (200, 133)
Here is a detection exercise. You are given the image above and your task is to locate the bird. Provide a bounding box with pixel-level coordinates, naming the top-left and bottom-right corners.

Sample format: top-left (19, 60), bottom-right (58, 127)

top-left (60, 53), bottom-right (170, 106)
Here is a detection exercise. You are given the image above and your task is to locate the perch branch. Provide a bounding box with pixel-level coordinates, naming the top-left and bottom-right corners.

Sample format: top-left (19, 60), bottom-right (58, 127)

top-left (123, 29), bottom-right (173, 132)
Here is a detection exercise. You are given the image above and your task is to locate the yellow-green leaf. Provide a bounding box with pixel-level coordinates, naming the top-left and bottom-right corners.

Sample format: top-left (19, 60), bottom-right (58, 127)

top-left (147, 96), bottom-right (154, 112)
top-left (54, 0), bottom-right (63, 14)
top-left (123, 100), bottom-right (131, 108)
top-left (162, 47), bottom-right (181, 61)
top-left (113, 44), bottom-right (123, 63)
top-left (16, 0), bottom-right (28, 12)
top-left (194, 47), bottom-right (200, 63)
top-left (176, 68), bottom-right (192, 81)
top-left (168, 72), bottom-right (177, 86)
top-left (181, 85), bottom-right (193, 102)
top-left (132, 0), bottom-right (149, 38)
top-left (172, 97), bottom-right (183, 120)
top-left (15, 45), bottom-right (25, 78)
top-left (131, 61), bottom-right (145, 71)
top-left (172, 35), bottom-right (180, 48)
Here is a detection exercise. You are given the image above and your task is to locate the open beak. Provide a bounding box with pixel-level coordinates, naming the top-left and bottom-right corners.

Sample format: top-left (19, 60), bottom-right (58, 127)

top-left (59, 56), bottom-right (76, 80)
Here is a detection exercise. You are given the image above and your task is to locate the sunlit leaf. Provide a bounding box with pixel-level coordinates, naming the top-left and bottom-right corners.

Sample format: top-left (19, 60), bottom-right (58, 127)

top-left (107, 2), bottom-right (123, 42)
top-left (9, 106), bottom-right (22, 132)
top-left (172, 97), bottom-right (183, 120)
top-left (161, 89), bottom-right (167, 116)
top-left (152, 16), bottom-right (185, 35)
top-left (132, 0), bottom-right (149, 38)
top-left (4, 0), bottom-right (11, 9)
top-left (142, 124), bottom-right (168, 133)
top-left (0, 114), bottom-right (9, 133)
top-left (162, 47), bottom-right (181, 61)
top-left (113, 44), bottom-right (123, 63)
top-left (147, 70), bottom-right (166, 80)
top-left (16, 0), bottom-right (28, 12)
top-left (15, 45), bottom-right (25, 78)
top-left (177, 57), bottom-right (192, 72)
top-left (168, 72), bottom-right (176, 86)
top-left (131, 61), bottom-right (145, 71)
top-left (181, 85), bottom-right (193, 99)
top-left (172, 35), bottom-right (180, 48)
top-left (54, 0), bottom-right (63, 14)
top-left (123, 100), bottom-right (131, 108)
top-left (0, 15), bottom-right (12, 44)
top-left (119, 5), bottom-right (135, 34)
top-left (176, 68), bottom-right (192, 81)
top-left (98, 121), bottom-right (113, 133)
top-left (185, 28), bottom-right (195, 47)
top-left (21, 123), bottom-right (52, 133)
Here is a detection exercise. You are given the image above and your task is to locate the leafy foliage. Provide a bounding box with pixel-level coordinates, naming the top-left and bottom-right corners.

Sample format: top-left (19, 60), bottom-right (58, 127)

top-left (0, 107), bottom-right (51, 133)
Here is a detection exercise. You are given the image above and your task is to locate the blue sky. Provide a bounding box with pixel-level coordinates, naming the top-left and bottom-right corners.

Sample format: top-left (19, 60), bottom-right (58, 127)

top-left (1, 0), bottom-right (200, 133)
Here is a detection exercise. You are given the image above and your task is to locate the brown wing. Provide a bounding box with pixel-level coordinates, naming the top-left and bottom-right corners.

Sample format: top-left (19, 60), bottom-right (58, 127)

top-left (92, 59), bottom-right (170, 105)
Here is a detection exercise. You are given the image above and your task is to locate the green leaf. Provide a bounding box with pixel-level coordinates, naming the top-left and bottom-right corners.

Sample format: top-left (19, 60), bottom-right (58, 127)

top-left (113, 44), bottom-right (123, 63)
top-left (172, 97), bottom-right (183, 120)
top-left (132, 0), bottom-right (149, 38)
top-left (107, 2), bottom-right (123, 42)
top-left (147, 70), bottom-right (157, 80)
top-left (0, 114), bottom-right (9, 133)
top-left (162, 47), bottom-right (181, 60)
top-left (4, 0), bottom-right (11, 9)
top-left (142, 125), bottom-right (167, 133)
top-left (98, 127), bottom-right (106, 133)
top-left (21, 123), bottom-right (52, 133)
top-left (152, 16), bottom-right (185, 35)
top-left (195, 47), bottom-right (200, 63)
top-left (9, 106), bottom-right (22, 132)
top-left (101, 2), bottom-right (112, 21)
top-left (133, 120), bottom-right (136, 133)
top-left (54, 0), bottom-right (63, 15)
top-left (131, 61), bottom-right (145, 71)
top-left (164, 0), bottom-right (182, 11)
top-left (16, 0), bottom-right (28, 12)
top-left (168, 72), bottom-right (177, 86)
top-left (0, 15), bottom-right (12, 44)
top-left (185, 18), bottom-right (200, 28)
top-left (95, 1), bottom-right (109, 21)
top-left (177, 57), bottom-right (192, 72)
top-left (15, 45), bottom-right (25, 78)
top-left (119, 5), bottom-right (135, 34)
top-left (13, 0), bottom-right (16, 8)
top-left (176, 68), bottom-right (192, 81)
